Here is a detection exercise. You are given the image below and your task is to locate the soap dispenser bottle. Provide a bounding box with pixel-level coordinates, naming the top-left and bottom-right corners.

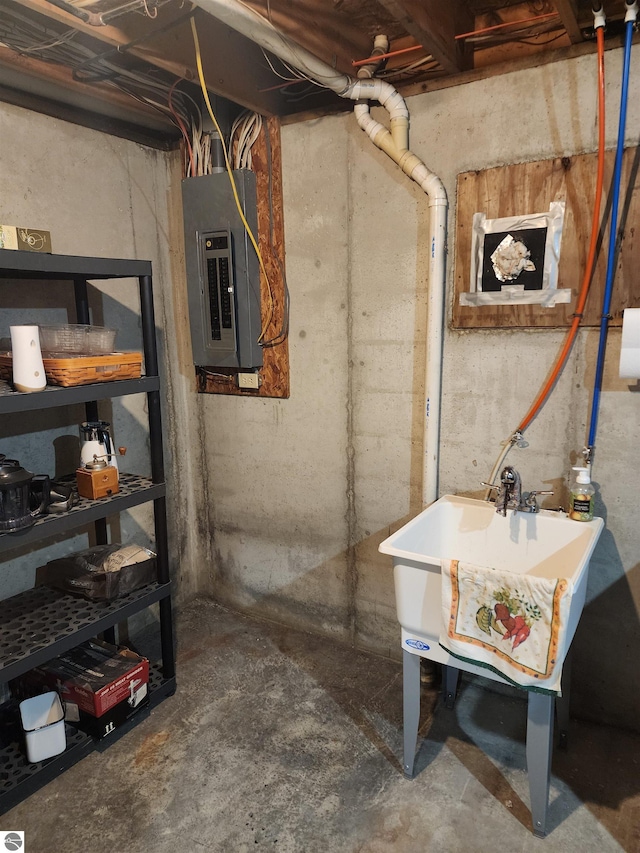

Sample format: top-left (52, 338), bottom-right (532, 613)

top-left (569, 467), bottom-right (595, 521)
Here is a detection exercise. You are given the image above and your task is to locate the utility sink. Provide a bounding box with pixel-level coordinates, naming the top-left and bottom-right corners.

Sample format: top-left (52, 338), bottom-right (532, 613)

top-left (379, 494), bottom-right (604, 676)
top-left (379, 494), bottom-right (604, 837)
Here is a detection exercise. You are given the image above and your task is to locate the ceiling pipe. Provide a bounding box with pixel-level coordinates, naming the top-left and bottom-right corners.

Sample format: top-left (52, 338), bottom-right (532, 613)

top-left (192, 0), bottom-right (448, 506)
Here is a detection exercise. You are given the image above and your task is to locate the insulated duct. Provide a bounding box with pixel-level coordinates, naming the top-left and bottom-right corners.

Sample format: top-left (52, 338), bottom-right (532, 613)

top-left (192, 0), bottom-right (448, 505)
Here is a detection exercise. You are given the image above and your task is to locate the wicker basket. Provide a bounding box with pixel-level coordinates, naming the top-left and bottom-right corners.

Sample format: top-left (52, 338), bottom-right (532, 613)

top-left (0, 352), bottom-right (142, 387)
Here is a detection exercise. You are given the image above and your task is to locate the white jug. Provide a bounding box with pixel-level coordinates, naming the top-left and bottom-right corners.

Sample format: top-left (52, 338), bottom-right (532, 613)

top-left (10, 325), bottom-right (46, 392)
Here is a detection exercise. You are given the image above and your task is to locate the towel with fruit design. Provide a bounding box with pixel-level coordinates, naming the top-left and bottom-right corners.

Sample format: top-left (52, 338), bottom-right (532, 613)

top-left (440, 559), bottom-right (571, 693)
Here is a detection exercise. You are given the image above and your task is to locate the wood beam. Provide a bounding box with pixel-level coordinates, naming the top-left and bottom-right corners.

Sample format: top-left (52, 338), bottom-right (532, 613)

top-left (554, 0), bottom-right (583, 44)
top-left (377, 0), bottom-right (474, 73)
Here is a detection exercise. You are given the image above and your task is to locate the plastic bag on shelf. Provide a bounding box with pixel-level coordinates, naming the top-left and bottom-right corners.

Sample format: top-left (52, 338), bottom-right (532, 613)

top-left (43, 544), bottom-right (156, 601)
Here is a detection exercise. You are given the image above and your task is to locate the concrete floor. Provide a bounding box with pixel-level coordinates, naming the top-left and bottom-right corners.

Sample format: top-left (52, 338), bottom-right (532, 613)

top-left (4, 598), bottom-right (639, 852)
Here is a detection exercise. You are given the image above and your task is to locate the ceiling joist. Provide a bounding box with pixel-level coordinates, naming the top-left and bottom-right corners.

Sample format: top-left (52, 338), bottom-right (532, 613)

top-left (553, 0), bottom-right (584, 43)
top-left (377, 0), bottom-right (475, 73)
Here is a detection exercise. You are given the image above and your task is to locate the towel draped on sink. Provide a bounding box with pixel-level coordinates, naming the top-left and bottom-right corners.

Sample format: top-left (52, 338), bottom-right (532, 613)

top-left (439, 559), bottom-right (572, 694)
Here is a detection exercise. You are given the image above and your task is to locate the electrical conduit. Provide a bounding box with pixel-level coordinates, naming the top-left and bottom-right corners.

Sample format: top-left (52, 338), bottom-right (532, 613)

top-left (586, 0), bottom-right (637, 461)
top-left (192, 0), bottom-right (448, 505)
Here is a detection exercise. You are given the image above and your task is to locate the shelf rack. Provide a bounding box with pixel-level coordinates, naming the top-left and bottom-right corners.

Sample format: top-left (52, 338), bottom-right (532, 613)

top-left (0, 249), bottom-right (176, 814)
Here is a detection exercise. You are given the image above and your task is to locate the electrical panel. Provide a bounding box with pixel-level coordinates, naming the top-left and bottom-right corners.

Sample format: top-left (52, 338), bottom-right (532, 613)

top-left (182, 170), bottom-right (262, 369)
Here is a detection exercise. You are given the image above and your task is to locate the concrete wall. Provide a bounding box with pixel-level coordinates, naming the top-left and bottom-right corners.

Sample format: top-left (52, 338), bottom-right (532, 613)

top-left (0, 44), bottom-right (637, 732)
top-left (202, 46), bottom-right (640, 732)
top-left (0, 102), bottom-right (206, 606)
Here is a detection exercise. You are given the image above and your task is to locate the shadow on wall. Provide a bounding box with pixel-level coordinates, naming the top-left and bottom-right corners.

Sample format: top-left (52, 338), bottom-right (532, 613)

top-left (210, 512), bottom-right (418, 659)
top-left (571, 520), bottom-right (640, 729)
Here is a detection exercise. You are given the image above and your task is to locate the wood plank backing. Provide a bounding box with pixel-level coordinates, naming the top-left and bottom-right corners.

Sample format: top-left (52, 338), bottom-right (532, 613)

top-left (452, 147), bottom-right (640, 329)
top-left (198, 117), bottom-right (290, 398)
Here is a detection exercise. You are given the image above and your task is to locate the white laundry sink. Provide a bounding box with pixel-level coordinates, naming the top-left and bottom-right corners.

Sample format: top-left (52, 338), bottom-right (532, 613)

top-left (379, 495), bottom-right (604, 677)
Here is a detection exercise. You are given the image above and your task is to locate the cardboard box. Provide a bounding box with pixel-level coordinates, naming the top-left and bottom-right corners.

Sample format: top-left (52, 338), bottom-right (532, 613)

top-left (22, 641), bottom-right (149, 718)
top-left (0, 224), bottom-right (52, 253)
top-left (69, 694), bottom-right (150, 740)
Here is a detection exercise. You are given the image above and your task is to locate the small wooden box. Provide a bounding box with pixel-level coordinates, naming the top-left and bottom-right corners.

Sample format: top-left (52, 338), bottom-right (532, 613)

top-left (76, 465), bottom-right (119, 500)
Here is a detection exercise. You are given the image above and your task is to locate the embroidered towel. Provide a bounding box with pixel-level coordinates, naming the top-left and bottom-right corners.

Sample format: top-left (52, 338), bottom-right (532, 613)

top-left (440, 559), bottom-right (572, 694)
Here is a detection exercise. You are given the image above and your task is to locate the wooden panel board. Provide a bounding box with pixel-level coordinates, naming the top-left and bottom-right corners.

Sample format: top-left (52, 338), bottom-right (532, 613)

top-left (452, 147), bottom-right (640, 329)
top-left (197, 117), bottom-right (290, 398)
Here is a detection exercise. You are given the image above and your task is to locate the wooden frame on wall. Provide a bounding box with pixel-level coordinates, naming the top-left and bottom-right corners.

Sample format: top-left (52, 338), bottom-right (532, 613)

top-left (452, 147), bottom-right (640, 330)
top-left (197, 116), bottom-right (290, 397)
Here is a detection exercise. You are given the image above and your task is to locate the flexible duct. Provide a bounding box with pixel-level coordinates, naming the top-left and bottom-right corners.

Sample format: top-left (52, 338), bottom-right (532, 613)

top-left (192, 0), bottom-right (448, 505)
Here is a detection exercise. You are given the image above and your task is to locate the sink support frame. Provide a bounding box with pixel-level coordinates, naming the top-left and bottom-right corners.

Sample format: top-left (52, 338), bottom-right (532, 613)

top-left (402, 651), bottom-right (573, 837)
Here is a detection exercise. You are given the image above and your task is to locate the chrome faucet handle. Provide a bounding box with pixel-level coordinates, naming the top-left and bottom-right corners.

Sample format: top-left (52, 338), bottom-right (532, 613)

top-left (523, 489), bottom-right (554, 512)
top-left (500, 466), bottom-right (518, 485)
top-left (480, 482), bottom-right (499, 490)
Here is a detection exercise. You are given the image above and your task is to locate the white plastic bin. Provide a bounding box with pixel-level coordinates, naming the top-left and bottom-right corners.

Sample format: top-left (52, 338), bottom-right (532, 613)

top-left (19, 692), bottom-right (66, 763)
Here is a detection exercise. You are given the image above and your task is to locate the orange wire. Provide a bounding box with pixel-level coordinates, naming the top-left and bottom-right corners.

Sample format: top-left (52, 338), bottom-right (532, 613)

top-left (517, 26), bottom-right (606, 433)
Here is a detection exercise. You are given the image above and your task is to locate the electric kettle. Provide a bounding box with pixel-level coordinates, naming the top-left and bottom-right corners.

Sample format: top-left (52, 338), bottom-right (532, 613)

top-left (79, 421), bottom-right (118, 479)
top-left (0, 460), bottom-right (50, 532)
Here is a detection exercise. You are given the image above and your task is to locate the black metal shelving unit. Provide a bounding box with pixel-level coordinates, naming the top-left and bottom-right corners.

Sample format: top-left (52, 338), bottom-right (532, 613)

top-left (0, 250), bottom-right (176, 814)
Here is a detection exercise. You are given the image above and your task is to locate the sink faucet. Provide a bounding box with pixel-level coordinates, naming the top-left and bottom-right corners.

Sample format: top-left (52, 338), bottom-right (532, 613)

top-left (496, 466), bottom-right (521, 515)
top-left (482, 466), bottom-right (554, 516)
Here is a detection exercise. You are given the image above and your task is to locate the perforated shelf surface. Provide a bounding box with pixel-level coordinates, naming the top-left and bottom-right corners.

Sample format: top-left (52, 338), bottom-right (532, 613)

top-left (0, 665), bottom-right (175, 815)
top-left (0, 582), bottom-right (171, 683)
top-left (0, 473), bottom-right (165, 554)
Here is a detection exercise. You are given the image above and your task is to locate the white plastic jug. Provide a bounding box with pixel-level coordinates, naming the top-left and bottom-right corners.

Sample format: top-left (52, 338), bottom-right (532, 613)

top-left (10, 325), bottom-right (46, 392)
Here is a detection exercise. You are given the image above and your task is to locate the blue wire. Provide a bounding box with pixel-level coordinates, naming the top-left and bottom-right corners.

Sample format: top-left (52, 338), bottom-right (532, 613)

top-left (587, 18), bottom-right (635, 451)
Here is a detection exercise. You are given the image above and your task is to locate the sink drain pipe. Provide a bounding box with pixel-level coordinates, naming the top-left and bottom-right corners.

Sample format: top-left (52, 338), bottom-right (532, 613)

top-left (191, 0), bottom-right (448, 506)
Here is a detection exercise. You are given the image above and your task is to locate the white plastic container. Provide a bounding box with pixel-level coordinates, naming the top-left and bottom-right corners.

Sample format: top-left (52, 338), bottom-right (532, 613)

top-left (10, 325), bottom-right (46, 392)
top-left (19, 692), bottom-right (66, 763)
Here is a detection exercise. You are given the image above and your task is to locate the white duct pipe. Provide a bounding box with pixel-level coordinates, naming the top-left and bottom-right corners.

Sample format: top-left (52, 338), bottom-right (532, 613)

top-left (193, 0), bottom-right (447, 505)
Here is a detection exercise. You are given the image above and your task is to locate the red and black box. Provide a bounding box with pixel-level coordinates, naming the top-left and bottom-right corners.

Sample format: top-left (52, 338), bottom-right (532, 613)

top-left (17, 640), bottom-right (149, 718)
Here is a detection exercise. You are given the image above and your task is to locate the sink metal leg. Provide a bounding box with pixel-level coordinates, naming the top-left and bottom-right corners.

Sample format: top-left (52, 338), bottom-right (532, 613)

top-left (443, 665), bottom-right (460, 709)
top-left (526, 691), bottom-right (554, 838)
top-left (403, 650), bottom-right (421, 778)
top-left (555, 648), bottom-right (572, 750)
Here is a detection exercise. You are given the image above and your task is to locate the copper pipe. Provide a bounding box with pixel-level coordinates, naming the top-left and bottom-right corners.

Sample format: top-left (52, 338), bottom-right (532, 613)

top-left (352, 44), bottom-right (423, 67)
top-left (455, 12), bottom-right (558, 40)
